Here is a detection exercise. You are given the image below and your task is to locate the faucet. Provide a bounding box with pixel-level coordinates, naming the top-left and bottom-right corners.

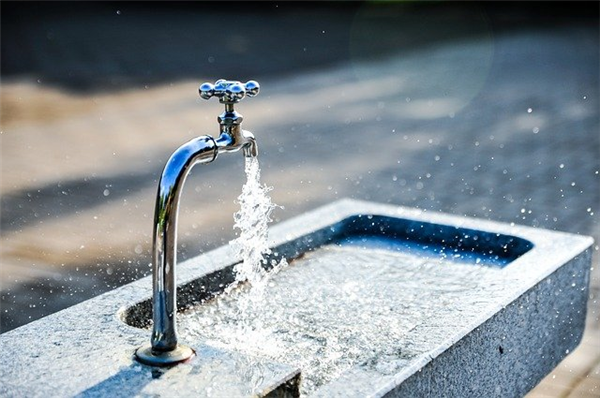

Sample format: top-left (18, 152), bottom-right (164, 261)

top-left (135, 79), bottom-right (260, 366)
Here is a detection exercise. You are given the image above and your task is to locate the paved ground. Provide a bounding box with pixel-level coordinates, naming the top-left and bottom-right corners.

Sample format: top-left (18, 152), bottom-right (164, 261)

top-left (1, 2), bottom-right (598, 396)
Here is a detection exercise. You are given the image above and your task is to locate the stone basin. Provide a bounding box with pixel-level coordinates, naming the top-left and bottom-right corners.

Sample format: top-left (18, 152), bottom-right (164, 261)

top-left (0, 199), bottom-right (593, 397)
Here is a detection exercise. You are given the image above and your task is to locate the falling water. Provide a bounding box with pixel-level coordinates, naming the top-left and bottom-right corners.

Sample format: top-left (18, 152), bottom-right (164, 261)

top-left (228, 156), bottom-right (286, 306)
top-left (188, 155), bottom-right (288, 379)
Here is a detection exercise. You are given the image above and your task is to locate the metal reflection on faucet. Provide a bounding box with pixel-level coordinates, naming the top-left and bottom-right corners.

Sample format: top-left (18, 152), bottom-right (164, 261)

top-left (135, 79), bottom-right (260, 366)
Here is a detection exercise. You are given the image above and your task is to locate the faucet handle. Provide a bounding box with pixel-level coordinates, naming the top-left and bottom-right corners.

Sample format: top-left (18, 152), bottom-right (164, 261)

top-left (199, 80), bottom-right (260, 104)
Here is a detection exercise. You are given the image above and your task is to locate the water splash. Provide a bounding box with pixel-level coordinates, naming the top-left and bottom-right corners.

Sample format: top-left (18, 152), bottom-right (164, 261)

top-left (205, 156), bottom-right (287, 364)
top-left (181, 244), bottom-right (512, 396)
top-left (230, 156), bottom-right (284, 295)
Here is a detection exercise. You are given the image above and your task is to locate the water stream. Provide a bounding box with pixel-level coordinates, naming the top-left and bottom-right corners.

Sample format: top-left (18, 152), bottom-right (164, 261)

top-left (226, 156), bottom-right (287, 321)
top-left (230, 156), bottom-right (280, 290)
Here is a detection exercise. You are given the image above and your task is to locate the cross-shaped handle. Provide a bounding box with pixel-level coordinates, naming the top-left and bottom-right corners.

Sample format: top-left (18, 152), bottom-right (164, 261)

top-left (199, 79), bottom-right (260, 103)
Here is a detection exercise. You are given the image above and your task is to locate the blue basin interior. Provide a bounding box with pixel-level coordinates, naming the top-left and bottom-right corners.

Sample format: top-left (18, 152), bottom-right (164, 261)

top-left (122, 213), bottom-right (534, 331)
top-left (332, 215), bottom-right (533, 268)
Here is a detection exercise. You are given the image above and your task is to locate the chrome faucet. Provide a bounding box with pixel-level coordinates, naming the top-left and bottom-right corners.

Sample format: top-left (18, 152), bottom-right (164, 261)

top-left (135, 79), bottom-right (260, 366)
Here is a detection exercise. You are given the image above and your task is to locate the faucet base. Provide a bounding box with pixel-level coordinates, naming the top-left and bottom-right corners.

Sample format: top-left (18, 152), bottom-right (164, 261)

top-left (135, 343), bottom-right (195, 367)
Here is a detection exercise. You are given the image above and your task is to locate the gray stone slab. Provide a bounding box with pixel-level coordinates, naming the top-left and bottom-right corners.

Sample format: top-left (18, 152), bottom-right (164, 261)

top-left (0, 199), bottom-right (593, 397)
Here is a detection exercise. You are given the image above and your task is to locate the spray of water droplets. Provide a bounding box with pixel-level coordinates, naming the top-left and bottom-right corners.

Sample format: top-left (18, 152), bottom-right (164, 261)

top-left (230, 156), bottom-right (286, 296)
top-left (192, 156), bottom-right (288, 363)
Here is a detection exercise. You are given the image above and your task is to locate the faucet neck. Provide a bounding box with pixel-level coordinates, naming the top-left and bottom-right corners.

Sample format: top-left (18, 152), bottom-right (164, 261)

top-left (216, 105), bottom-right (249, 153)
top-left (218, 106), bottom-right (243, 127)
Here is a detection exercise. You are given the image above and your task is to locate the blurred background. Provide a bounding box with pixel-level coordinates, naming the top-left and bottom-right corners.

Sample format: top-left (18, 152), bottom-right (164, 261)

top-left (1, 2), bottom-right (598, 396)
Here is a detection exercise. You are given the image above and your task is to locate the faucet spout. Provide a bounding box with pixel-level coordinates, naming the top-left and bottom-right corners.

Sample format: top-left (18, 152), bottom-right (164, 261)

top-left (135, 79), bottom-right (260, 367)
top-left (242, 131), bottom-right (258, 158)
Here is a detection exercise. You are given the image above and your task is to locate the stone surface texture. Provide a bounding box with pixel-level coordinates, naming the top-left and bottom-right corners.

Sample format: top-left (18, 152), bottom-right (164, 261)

top-left (0, 199), bottom-right (593, 397)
